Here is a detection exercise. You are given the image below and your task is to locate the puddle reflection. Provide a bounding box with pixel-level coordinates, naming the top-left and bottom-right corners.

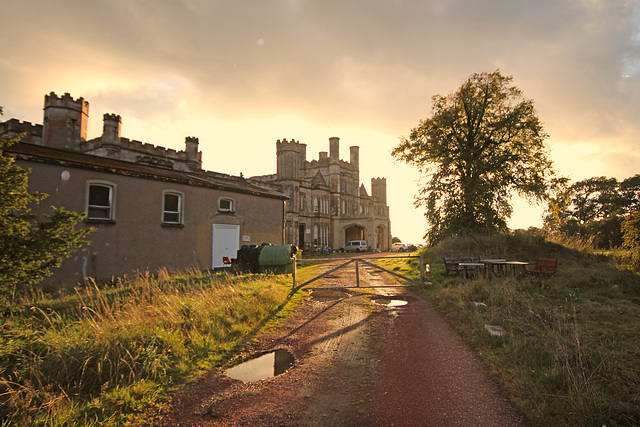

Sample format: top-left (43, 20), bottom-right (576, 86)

top-left (225, 349), bottom-right (295, 383)
top-left (373, 298), bottom-right (408, 307)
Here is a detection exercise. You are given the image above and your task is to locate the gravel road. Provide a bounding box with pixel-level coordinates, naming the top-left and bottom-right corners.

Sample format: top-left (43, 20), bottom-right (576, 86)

top-left (155, 255), bottom-right (523, 426)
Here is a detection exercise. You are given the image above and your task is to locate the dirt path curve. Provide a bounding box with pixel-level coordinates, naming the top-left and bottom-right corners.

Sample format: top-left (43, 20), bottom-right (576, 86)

top-left (154, 255), bottom-right (523, 426)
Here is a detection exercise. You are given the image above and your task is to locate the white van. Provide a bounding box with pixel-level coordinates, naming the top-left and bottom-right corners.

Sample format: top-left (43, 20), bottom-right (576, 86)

top-left (340, 240), bottom-right (368, 252)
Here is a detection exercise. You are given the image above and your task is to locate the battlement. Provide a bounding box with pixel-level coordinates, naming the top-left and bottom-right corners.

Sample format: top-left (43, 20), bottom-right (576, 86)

top-left (116, 138), bottom-right (185, 158)
top-left (0, 119), bottom-right (43, 137)
top-left (276, 138), bottom-right (307, 153)
top-left (276, 138), bottom-right (301, 146)
top-left (104, 113), bottom-right (121, 121)
top-left (44, 92), bottom-right (89, 114)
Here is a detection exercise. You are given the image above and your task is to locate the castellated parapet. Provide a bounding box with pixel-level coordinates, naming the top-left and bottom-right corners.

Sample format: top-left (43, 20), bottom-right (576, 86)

top-left (80, 114), bottom-right (202, 172)
top-left (44, 92), bottom-right (90, 116)
top-left (43, 92), bottom-right (90, 149)
top-left (2, 92), bottom-right (203, 172)
top-left (0, 119), bottom-right (43, 145)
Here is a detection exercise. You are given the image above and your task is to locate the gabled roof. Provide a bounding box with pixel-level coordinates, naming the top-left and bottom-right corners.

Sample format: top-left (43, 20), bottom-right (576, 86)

top-left (311, 170), bottom-right (328, 187)
top-left (6, 143), bottom-right (287, 200)
top-left (359, 183), bottom-right (370, 198)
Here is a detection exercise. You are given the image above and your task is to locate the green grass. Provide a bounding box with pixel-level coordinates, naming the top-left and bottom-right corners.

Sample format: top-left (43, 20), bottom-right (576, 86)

top-left (0, 268), bottom-right (304, 426)
top-left (403, 231), bottom-right (640, 426)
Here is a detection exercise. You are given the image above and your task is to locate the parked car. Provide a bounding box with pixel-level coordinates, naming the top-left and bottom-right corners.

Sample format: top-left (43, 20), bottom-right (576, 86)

top-left (391, 242), bottom-right (409, 252)
top-left (340, 240), bottom-right (368, 252)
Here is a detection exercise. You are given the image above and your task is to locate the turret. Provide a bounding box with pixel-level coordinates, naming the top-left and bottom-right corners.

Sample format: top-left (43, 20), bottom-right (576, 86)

top-left (42, 92), bottom-right (89, 149)
top-left (185, 136), bottom-right (202, 170)
top-left (276, 138), bottom-right (306, 180)
top-left (102, 113), bottom-right (121, 145)
top-left (371, 177), bottom-right (387, 204)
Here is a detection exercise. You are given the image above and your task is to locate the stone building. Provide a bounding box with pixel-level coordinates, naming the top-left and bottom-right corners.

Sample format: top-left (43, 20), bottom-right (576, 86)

top-left (250, 137), bottom-right (391, 252)
top-left (1, 92), bottom-right (287, 286)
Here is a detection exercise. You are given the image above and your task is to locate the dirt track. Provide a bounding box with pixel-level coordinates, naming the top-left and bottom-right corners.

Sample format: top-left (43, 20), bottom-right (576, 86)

top-left (155, 256), bottom-right (523, 426)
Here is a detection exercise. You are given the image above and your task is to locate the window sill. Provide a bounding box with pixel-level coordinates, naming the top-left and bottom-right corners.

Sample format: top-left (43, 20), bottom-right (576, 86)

top-left (216, 211), bottom-right (236, 216)
top-left (85, 219), bottom-right (116, 225)
top-left (161, 223), bottom-right (184, 228)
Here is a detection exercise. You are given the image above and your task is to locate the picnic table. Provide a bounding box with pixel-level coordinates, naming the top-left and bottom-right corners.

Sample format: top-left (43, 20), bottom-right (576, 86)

top-left (458, 262), bottom-right (485, 280)
top-left (481, 260), bottom-right (530, 277)
top-left (444, 257), bottom-right (531, 280)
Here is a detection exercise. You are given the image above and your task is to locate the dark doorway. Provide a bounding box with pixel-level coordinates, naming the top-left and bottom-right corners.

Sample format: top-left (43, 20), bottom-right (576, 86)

top-left (344, 225), bottom-right (365, 243)
top-left (299, 224), bottom-right (305, 250)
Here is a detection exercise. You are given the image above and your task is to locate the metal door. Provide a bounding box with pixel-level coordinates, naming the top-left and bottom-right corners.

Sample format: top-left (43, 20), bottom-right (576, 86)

top-left (212, 224), bottom-right (239, 268)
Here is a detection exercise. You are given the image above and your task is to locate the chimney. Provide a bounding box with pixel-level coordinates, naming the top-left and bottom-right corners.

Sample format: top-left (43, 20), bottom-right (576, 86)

top-left (329, 137), bottom-right (340, 160)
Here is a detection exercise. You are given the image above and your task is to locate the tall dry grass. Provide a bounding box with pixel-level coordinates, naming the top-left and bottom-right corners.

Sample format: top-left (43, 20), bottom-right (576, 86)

top-left (418, 231), bottom-right (640, 426)
top-left (0, 268), bottom-right (298, 426)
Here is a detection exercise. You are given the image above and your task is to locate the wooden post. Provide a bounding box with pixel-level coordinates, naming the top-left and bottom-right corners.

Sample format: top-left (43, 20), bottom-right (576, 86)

top-left (355, 259), bottom-right (360, 287)
top-left (420, 255), bottom-right (425, 282)
top-left (292, 257), bottom-right (297, 288)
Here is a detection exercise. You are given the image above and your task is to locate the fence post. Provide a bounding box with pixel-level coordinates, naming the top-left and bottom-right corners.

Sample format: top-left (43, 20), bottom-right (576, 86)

top-left (420, 255), bottom-right (425, 282)
top-left (292, 257), bottom-right (297, 288)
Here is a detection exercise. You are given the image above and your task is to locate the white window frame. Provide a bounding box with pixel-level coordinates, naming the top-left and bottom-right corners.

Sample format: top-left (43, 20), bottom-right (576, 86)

top-left (162, 190), bottom-right (184, 225)
top-left (86, 180), bottom-right (116, 221)
top-left (218, 197), bottom-right (235, 213)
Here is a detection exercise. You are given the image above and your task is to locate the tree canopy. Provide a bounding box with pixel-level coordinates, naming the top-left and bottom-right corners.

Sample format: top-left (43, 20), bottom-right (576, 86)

top-left (544, 174), bottom-right (640, 248)
top-left (0, 115), bottom-right (92, 301)
top-left (393, 70), bottom-right (554, 244)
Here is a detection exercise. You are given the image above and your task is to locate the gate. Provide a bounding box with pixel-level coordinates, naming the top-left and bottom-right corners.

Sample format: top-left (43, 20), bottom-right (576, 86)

top-left (292, 255), bottom-right (430, 292)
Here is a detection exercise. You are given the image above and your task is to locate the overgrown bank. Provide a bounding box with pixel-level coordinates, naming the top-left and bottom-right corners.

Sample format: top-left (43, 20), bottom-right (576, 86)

top-left (0, 269), bottom-right (303, 426)
top-left (415, 232), bottom-right (640, 426)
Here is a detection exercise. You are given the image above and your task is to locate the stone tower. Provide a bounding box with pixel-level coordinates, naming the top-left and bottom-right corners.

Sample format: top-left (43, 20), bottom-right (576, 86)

top-left (276, 138), bottom-right (306, 180)
top-left (185, 136), bottom-right (202, 170)
top-left (371, 177), bottom-right (387, 204)
top-left (42, 92), bottom-right (89, 149)
top-left (100, 113), bottom-right (122, 155)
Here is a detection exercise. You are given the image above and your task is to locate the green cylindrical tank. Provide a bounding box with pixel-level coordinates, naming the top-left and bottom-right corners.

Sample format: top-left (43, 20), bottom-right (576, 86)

top-left (258, 245), bottom-right (297, 274)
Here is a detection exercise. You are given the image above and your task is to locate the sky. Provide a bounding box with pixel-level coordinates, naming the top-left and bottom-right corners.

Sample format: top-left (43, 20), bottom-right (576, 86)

top-left (1, 0), bottom-right (640, 244)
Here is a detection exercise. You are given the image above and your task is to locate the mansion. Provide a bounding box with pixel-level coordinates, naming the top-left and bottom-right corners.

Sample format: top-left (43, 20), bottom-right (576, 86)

top-left (250, 137), bottom-right (391, 252)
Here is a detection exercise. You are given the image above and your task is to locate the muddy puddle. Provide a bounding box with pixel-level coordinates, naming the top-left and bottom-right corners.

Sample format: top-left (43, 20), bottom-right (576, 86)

top-left (225, 349), bottom-right (295, 383)
top-left (373, 297), bottom-right (409, 307)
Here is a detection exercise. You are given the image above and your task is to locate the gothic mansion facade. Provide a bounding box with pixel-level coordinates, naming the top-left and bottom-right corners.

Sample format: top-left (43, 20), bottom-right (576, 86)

top-left (250, 137), bottom-right (391, 252)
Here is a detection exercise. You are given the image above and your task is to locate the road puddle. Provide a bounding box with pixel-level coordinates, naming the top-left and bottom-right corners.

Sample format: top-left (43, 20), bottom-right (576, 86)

top-left (225, 349), bottom-right (295, 383)
top-left (373, 297), bottom-right (408, 307)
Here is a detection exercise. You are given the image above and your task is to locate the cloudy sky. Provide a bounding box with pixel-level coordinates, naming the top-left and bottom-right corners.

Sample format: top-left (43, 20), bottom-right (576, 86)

top-left (2, 0), bottom-right (639, 243)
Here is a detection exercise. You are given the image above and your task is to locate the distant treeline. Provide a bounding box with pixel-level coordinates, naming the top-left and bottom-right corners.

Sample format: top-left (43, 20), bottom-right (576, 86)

top-left (544, 174), bottom-right (640, 249)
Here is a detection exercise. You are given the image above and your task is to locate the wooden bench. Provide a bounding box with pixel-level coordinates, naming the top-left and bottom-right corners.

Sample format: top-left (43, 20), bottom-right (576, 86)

top-left (443, 257), bottom-right (482, 277)
top-left (524, 257), bottom-right (558, 276)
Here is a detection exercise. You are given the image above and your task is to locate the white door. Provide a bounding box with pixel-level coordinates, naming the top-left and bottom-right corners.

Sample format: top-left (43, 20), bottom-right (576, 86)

top-left (212, 224), bottom-right (240, 268)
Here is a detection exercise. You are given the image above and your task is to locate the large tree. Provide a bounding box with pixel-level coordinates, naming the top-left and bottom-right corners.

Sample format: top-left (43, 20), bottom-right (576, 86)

top-left (393, 70), bottom-right (554, 244)
top-left (0, 108), bottom-right (92, 301)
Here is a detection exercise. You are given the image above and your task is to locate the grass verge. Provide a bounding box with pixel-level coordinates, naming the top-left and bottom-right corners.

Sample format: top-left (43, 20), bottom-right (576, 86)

top-left (0, 268), bottom-right (304, 426)
top-left (399, 232), bottom-right (640, 426)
